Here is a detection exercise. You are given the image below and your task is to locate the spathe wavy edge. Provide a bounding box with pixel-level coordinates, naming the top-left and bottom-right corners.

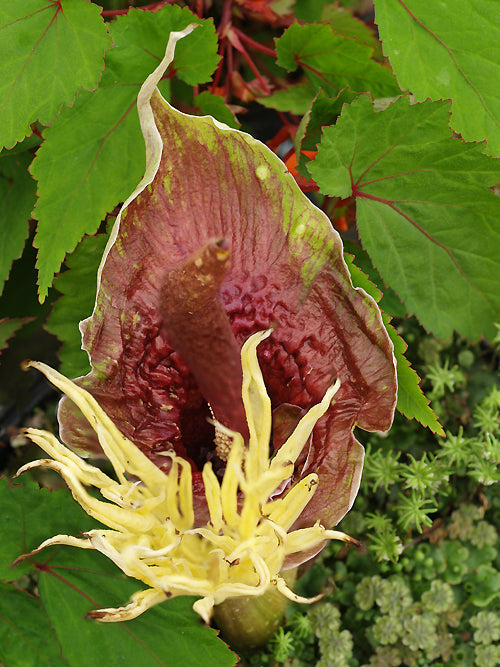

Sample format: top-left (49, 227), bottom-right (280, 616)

top-left (78, 25), bottom-right (397, 427)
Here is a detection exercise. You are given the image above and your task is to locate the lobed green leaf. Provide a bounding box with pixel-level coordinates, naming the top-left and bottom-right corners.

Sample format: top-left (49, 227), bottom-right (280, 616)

top-left (375, 0), bottom-right (500, 156)
top-left (0, 0), bottom-right (111, 150)
top-left (295, 88), bottom-right (358, 178)
top-left (0, 583), bottom-right (67, 666)
top-left (39, 549), bottom-right (236, 667)
top-left (293, 0), bottom-right (326, 22)
top-left (0, 317), bottom-right (34, 355)
top-left (275, 22), bottom-right (399, 98)
top-left (343, 241), bottom-right (405, 318)
top-left (194, 91), bottom-right (240, 128)
top-left (30, 6), bottom-right (219, 301)
top-left (309, 95), bottom-right (500, 341)
top-left (46, 232), bottom-right (109, 378)
top-left (384, 317), bottom-right (444, 436)
top-left (0, 475), bottom-right (91, 582)
top-left (259, 83), bottom-right (315, 115)
top-left (0, 138), bottom-right (38, 295)
top-left (344, 252), bottom-right (442, 434)
top-left (0, 477), bottom-right (236, 666)
top-left (322, 3), bottom-right (383, 55)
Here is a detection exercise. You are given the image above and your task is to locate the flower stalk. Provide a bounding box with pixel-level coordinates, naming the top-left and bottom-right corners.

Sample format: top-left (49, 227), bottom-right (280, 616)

top-left (213, 568), bottom-right (297, 649)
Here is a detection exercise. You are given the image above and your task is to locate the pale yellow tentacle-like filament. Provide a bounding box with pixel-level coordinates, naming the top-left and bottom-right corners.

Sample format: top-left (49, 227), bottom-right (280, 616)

top-left (17, 331), bottom-right (353, 623)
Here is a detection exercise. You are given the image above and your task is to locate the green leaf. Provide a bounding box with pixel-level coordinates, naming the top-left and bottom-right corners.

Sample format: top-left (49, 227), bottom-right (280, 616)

top-left (343, 240), bottom-right (405, 318)
top-left (309, 95), bottom-right (500, 341)
top-left (0, 478), bottom-right (236, 666)
top-left (275, 22), bottom-right (399, 98)
top-left (375, 0), bottom-right (500, 156)
top-left (0, 0), bottom-right (111, 150)
top-left (0, 239), bottom-right (56, 337)
top-left (38, 549), bottom-right (236, 667)
top-left (259, 83), bottom-right (315, 114)
top-left (30, 6), bottom-right (219, 301)
top-left (0, 475), bottom-right (92, 582)
top-left (293, 0), bottom-right (325, 22)
top-left (46, 232), bottom-right (109, 378)
top-left (0, 138), bottom-right (38, 295)
top-left (0, 317), bottom-right (33, 355)
top-left (0, 583), bottom-right (67, 666)
top-left (344, 251), bottom-right (442, 434)
top-left (295, 88), bottom-right (359, 178)
top-left (194, 91), bottom-right (240, 129)
top-left (322, 3), bottom-right (382, 54)
top-left (343, 252), bottom-right (382, 303)
top-left (385, 318), bottom-right (444, 436)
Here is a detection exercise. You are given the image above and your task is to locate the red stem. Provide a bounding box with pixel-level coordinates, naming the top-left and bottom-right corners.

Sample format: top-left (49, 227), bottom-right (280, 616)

top-left (233, 27), bottom-right (277, 57)
top-left (193, 0), bottom-right (204, 18)
top-left (211, 39), bottom-right (227, 92)
top-left (229, 31), bottom-right (271, 94)
top-left (218, 0), bottom-right (234, 34)
top-left (225, 42), bottom-right (233, 102)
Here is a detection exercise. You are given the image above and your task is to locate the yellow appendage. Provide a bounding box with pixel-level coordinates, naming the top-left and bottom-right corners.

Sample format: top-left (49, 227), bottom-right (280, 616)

top-left (17, 330), bottom-right (352, 623)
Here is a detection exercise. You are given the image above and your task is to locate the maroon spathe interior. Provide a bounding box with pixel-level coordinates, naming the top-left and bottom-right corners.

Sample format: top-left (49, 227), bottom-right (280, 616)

top-left (91, 255), bottom-right (356, 478)
top-left (73, 249), bottom-right (346, 479)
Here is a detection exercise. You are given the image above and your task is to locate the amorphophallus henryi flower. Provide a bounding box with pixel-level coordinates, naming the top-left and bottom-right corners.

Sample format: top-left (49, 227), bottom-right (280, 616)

top-left (18, 331), bottom-right (352, 623)
top-left (18, 25), bottom-right (397, 645)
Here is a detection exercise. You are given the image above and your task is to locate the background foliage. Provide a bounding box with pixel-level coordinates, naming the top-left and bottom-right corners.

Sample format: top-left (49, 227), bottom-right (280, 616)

top-left (0, 0), bottom-right (498, 665)
top-left (246, 323), bottom-right (500, 666)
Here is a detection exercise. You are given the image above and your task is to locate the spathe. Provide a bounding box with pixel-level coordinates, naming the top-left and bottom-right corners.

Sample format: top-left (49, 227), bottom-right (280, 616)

top-left (58, 24), bottom-right (397, 545)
